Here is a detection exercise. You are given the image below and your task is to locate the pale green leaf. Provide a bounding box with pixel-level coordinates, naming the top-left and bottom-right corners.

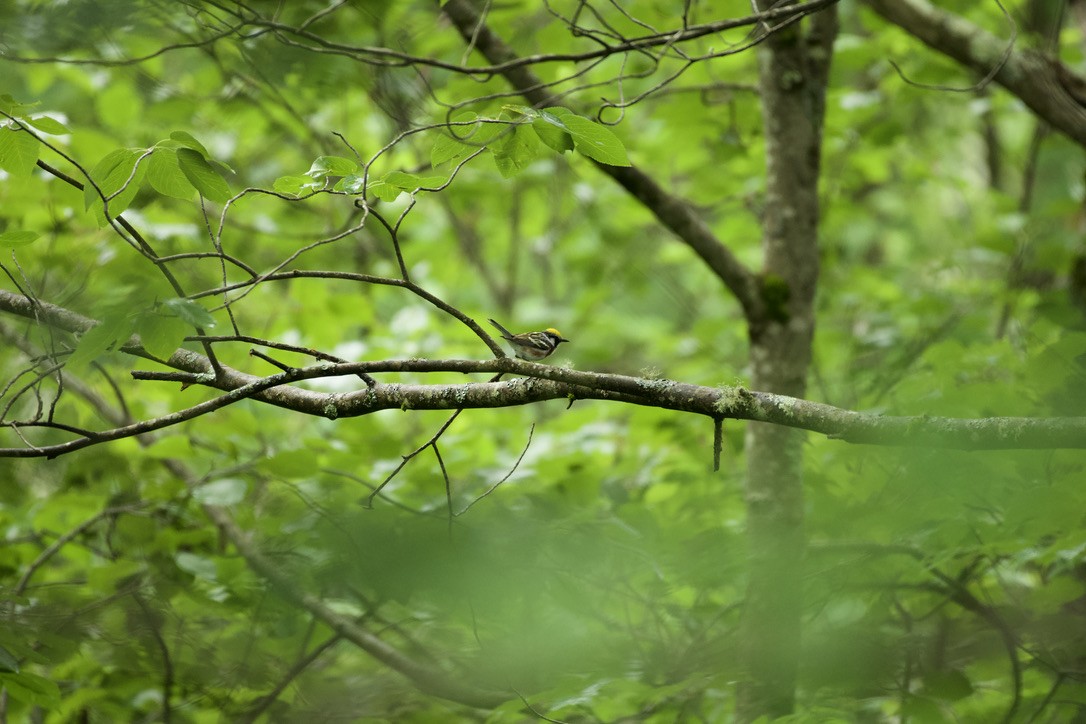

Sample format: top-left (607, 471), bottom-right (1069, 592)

top-left (490, 124), bottom-right (539, 178)
top-left (334, 173), bottom-right (366, 193)
top-left (177, 147), bottom-right (232, 203)
top-left (169, 130), bottom-right (211, 157)
top-left (95, 81), bottom-right (143, 131)
top-left (145, 147), bottom-right (195, 200)
top-left (501, 104), bottom-right (538, 119)
top-left (0, 94), bottom-right (38, 116)
top-left (367, 178), bottom-right (404, 202)
top-left (383, 170), bottom-right (447, 192)
top-left (25, 115), bottom-right (69, 135)
top-left (0, 127), bottom-right (39, 177)
top-left (0, 231), bottom-right (39, 248)
top-left (175, 552), bottom-right (219, 580)
top-left (307, 155), bottom-right (358, 179)
top-left (561, 114), bottom-right (630, 166)
top-left (431, 131), bottom-right (470, 168)
top-left (273, 174), bottom-right (317, 196)
top-left (532, 113), bottom-right (575, 153)
top-left (83, 148), bottom-right (147, 223)
top-left (431, 113), bottom-right (500, 168)
top-left (67, 313), bottom-right (134, 369)
top-left (161, 297), bottom-right (216, 328)
top-left (193, 477), bottom-right (248, 506)
top-left (136, 313), bottom-right (190, 360)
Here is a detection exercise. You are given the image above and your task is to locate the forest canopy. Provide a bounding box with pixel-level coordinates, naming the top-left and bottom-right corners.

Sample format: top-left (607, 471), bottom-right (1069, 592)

top-left (2, 1), bottom-right (1086, 722)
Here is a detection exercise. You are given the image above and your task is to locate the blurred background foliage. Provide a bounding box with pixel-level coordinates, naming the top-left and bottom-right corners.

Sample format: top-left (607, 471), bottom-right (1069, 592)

top-left (1, 0), bottom-right (1086, 721)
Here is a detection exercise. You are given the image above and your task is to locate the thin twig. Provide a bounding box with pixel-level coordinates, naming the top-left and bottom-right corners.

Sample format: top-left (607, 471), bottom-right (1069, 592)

top-left (886, 0), bottom-right (1016, 93)
top-left (457, 423), bottom-right (535, 516)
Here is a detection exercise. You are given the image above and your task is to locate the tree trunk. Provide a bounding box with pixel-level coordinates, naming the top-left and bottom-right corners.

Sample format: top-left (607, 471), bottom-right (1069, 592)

top-left (738, 4), bottom-right (837, 720)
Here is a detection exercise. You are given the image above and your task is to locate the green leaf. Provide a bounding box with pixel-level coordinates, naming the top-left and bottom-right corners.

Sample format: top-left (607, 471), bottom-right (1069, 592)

top-left (306, 155), bottom-right (358, 179)
top-left (0, 645), bottom-right (19, 673)
top-left (561, 114), bottom-right (631, 166)
top-left (0, 127), bottom-right (40, 177)
top-left (367, 170), bottom-right (448, 200)
top-left (431, 113), bottom-right (500, 168)
top-left (501, 104), bottom-right (539, 119)
top-left (83, 148), bottom-right (148, 223)
top-left (334, 174), bottom-right (366, 194)
top-left (169, 130), bottom-right (211, 157)
top-left (145, 147), bottom-right (195, 200)
top-left (0, 672), bottom-right (60, 707)
top-left (68, 312), bottom-right (135, 369)
top-left (412, 173), bottom-right (448, 189)
top-left (273, 174), bottom-right (320, 196)
top-left (210, 157), bottom-right (236, 176)
top-left (160, 297), bottom-right (216, 328)
top-left (1026, 576), bottom-right (1086, 614)
top-left (177, 147), bottom-right (232, 203)
top-left (901, 695), bottom-right (952, 722)
top-left (175, 551), bottom-right (219, 580)
top-left (25, 115), bottom-right (70, 135)
top-left (193, 477), bottom-right (247, 506)
top-left (384, 170), bottom-right (447, 192)
top-left (260, 449), bottom-right (319, 478)
top-left (0, 94), bottom-right (38, 116)
top-left (143, 435), bottom-right (194, 460)
top-left (532, 112), bottom-right (575, 153)
top-left (490, 124), bottom-right (539, 178)
top-left (922, 669), bottom-right (974, 702)
top-left (136, 312), bottom-right (190, 360)
top-left (96, 81), bottom-right (143, 131)
top-left (0, 231), bottom-right (39, 248)
top-left (431, 132), bottom-right (469, 168)
top-left (367, 177), bottom-right (405, 202)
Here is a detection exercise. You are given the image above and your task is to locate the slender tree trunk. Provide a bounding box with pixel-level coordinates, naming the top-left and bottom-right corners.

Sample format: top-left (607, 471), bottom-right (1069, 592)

top-left (738, 4), bottom-right (837, 720)
top-left (438, 0), bottom-right (838, 717)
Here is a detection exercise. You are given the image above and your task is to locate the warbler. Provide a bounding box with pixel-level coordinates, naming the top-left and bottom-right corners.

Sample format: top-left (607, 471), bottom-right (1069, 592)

top-left (488, 318), bottom-right (570, 361)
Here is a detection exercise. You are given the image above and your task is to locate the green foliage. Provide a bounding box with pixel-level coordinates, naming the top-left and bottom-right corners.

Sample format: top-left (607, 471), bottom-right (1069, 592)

top-left (144, 146), bottom-right (195, 201)
top-left (175, 148), bottom-right (232, 203)
top-left (430, 105), bottom-right (630, 180)
top-left (0, 127), bottom-right (40, 177)
top-left (83, 148), bottom-right (148, 223)
top-left (0, 0), bottom-right (1085, 722)
top-left (0, 230), bottom-right (39, 248)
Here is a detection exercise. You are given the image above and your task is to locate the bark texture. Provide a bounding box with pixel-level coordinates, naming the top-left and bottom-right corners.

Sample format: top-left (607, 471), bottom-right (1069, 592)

top-left (738, 3), bottom-right (837, 719)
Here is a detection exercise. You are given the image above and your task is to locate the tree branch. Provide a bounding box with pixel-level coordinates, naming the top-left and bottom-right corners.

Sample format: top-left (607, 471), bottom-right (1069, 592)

top-left (2, 289), bottom-right (1084, 452)
top-left (240, 0), bottom-right (839, 77)
top-left (863, 0), bottom-right (1086, 147)
top-left (440, 0), bottom-right (767, 324)
top-left (2, 289), bottom-right (1085, 455)
top-left (197, 501), bottom-right (510, 709)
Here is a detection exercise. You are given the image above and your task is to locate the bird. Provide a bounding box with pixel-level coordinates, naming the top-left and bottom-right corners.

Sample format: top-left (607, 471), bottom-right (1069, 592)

top-left (488, 318), bottom-right (570, 361)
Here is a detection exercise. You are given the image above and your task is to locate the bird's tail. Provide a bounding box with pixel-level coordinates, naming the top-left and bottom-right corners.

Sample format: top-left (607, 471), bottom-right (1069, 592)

top-left (488, 318), bottom-right (515, 339)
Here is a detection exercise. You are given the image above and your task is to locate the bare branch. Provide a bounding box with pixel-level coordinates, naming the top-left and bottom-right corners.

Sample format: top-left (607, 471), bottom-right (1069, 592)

top-left (240, 0), bottom-right (840, 76)
top-left (14, 505), bottom-right (146, 596)
top-left (237, 634), bottom-right (343, 723)
top-left (457, 423), bottom-right (535, 516)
